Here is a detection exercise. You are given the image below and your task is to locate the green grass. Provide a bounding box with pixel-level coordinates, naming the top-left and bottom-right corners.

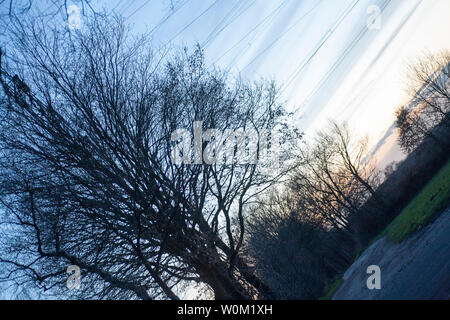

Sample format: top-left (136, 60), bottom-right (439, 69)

top-left (320, 278), bottom-right (343, 300)
top-left (381, 159), bottom-right (450, 243)
top-left (319, 160), bottom-right (450, 300)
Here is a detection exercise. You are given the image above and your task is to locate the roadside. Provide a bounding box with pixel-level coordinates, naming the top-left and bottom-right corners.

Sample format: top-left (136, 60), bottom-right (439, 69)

top-left (331, 206), bottom-right (450, 299)
top-left (323, 158), bottom-right (450, 299)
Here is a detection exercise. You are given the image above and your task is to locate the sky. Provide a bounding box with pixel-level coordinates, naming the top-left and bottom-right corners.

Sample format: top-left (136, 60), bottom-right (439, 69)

top-left (82, 0), bottom-right (450, 152)
top-left (3, 0), bottom-right (450, 150)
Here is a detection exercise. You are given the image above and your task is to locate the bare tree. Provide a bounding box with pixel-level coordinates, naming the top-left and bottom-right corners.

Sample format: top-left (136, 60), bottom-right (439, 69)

top-left (245, 190), bottom-right (349, 299)
top-left (383, 160), bottom-right (399, 179)
top-left (289, 121), bottom-right (382, 251)
top-left (0, 16), bottom-right (298, 300)
top-left (395, 50), bottom-right (450, 153)
top-left (244, 122), bottom-right (383, 300)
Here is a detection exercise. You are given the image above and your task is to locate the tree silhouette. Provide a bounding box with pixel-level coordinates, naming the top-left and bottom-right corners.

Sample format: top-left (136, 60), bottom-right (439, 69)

top-left (0, 16), bottom-right (299, 299)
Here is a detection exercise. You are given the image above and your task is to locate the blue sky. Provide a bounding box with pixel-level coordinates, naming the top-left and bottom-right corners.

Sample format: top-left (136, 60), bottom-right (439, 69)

top-left (97, 0), bottom-right (450, 146)
top-left (3, 0), bottom-right (450, 147)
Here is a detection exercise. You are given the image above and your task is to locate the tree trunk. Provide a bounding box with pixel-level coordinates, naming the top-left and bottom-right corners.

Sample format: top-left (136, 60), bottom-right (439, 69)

top-left (195, 257), bottom-right (250, 300)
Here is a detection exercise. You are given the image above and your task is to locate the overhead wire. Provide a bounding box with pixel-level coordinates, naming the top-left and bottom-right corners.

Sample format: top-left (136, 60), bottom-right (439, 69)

top-left (111, 0), bottom-right (125, 13)
top-left (239, 0), bottom-right (323, 73)
top-left (201, 0), bottom-right (256, 49)
top-left (126, 0), bottom-right (152, 20)
top-left (280, 0), bottom-right (361, 94)
top-left (118, 0), bottom-right (137, 16)
top-left (294, 0), bottom-right (391, 114)
top-left (213, 0), bottom-right (288, 64)
top-left (166, 0), bottom-right (220, 44)
top-left (148, 0), bottom-right (191, 36)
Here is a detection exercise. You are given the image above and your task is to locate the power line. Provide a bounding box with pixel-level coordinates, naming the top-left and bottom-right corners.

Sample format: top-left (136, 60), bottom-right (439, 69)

top-left (119, 0), bottom-right (136, 16)
top-left (295, 0), bottom-right (391, 114)
top-left (335, 0), bottom-right (423, 115)
top-left (161, 0), bottom-right (255, 51)
top-left (201, 1), bottom-right (247, 48)
top-left (225, 13), bottom-right (281, 71)
top-left (240, 0), bottom-right (323, 73)
top-left (280, 0), bottom-right (361, 93)
top-left (126, 0), bottom-right (152, 20)
top-left (225, 3), bottom-right (292, 71)
top-left (166, 0), bottom-right (220, 44)
top-left (201, 0), bottom-right (258, 50)
top-left (213, 0), bottom-right (288, 64)
top-left (148, 0), bottom-right (191, 36)
top-left (111, 0), bottom-right (125, 13)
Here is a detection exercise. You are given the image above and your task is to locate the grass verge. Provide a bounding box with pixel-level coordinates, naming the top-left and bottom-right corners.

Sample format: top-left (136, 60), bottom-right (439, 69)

top-left (381, 159), bottom-right (450, 243)
top-left (320, 159), bottom-right (450, 300)
top-left (320, 278), bottom-right (343, 300)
